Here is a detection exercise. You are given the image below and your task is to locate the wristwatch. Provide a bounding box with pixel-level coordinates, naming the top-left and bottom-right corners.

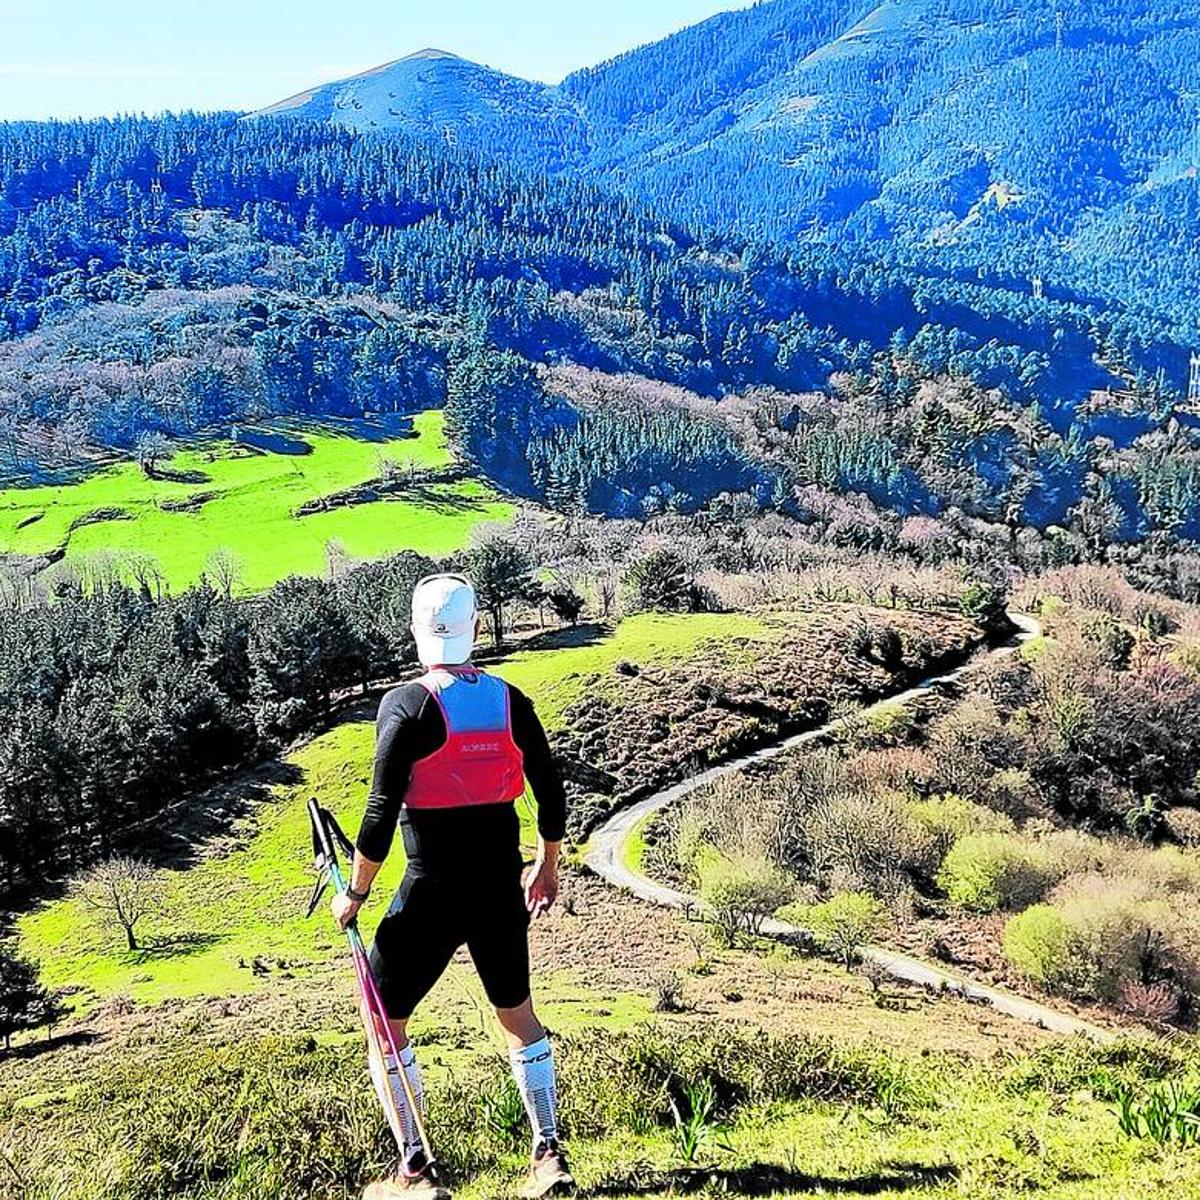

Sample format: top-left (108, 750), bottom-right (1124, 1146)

top-left (345, 884), bottom-right (371, 903)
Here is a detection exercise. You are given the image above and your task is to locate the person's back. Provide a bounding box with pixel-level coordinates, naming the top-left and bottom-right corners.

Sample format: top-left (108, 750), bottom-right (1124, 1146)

top-left (331, 574), bottom-right (573, 1200)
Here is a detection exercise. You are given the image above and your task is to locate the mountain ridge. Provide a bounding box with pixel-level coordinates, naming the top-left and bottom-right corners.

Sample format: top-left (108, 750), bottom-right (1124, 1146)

top-left (250, 0), bottom-right (1200, 328)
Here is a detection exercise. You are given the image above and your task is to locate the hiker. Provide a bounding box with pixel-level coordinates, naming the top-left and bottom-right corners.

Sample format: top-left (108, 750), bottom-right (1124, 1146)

top-left (331, 573), bottom-right (573, 1200)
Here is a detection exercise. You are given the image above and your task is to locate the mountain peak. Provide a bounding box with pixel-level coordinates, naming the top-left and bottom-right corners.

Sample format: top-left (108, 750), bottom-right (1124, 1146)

top-left (400, 48), bottom-right (462, 62)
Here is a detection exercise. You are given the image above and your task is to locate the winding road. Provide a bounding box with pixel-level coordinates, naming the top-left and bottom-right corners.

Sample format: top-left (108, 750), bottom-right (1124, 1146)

top-left (585, 612), bottom-right (1116, 1042)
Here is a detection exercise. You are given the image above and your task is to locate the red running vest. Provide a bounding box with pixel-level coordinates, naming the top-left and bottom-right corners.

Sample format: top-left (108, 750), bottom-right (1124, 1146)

top-left (405, 667), bottom-right (526, 810)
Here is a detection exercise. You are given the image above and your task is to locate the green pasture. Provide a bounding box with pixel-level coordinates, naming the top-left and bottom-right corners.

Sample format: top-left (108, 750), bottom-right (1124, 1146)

top-left (0, 412), bottom-right (511, 592)
top-left (17, 612), bottom-right (775, 1008)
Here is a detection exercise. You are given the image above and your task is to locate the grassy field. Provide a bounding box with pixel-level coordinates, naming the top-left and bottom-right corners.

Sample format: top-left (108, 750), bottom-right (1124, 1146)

top-left (8, 891), bottom-right (1200, 1200)
top-left (16, 612), bottom-right (779, 1008)
top-left (0, 412), bottom-right (511, 592)
top-left (9, 606), bottom-right (1200, 1200)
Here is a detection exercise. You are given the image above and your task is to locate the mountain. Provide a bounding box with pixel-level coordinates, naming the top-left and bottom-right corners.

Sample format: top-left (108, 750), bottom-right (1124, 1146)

top-left (248, 48), bottom-right (588, 167)
top-left (252, 0), bottom-right (1200, 329)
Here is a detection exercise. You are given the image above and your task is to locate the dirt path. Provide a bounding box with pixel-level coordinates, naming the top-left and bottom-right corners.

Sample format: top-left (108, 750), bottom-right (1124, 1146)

top-left (585, 613), bottom-right (1116, 1043)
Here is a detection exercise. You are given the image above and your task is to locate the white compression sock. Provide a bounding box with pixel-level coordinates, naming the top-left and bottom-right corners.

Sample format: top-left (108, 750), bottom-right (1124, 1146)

top-left (369, 1044), bottom-right (426, 1162)
top-left (509, 1036), bottom-right (560, 1152)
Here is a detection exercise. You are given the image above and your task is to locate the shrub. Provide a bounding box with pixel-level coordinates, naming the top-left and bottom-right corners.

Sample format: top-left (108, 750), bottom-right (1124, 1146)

top-left (1005, 878), bottom-right (1172, 1004)
top-left (1036, 827), bottom-right (1110, 877)
top-left (843, 617), bottom-right (874, 659)
top-left (985, 767), bottom-right (1040, 816)
top-left (782, 891), bottom-right (889, 968)
top-left (937, 833), bottom-right (1059, 912)
top-left (623, 550), bottom-right (709, 613)
top-left (960, 579), bottom-right (1009, 630)
top-left (694, 848), bottom-right (794, 943)
top-left (1118, 979), bottom-right (1181, 1024)
top-left (1164, 806), bottom-right (1200, 847)
top-left (1080, 611), bottom-right (1136, 669)
top-left (910, 794), bottom-right (1014, 860)
top-left (926, 697), bottom-right (1021, 800)
top-left (653, 971), bottom-right (686, 1013)
top-left (801, 787), bottom-right (931, 894)
top-left (1002, 905), bottom-right (1079, 992)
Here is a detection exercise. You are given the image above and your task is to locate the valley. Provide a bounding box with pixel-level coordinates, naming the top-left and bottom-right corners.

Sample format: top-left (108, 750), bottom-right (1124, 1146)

top-left (9, 587), bottom-right (1200, 1199)
top-left (4, 2), bottom-right (1200, 1198)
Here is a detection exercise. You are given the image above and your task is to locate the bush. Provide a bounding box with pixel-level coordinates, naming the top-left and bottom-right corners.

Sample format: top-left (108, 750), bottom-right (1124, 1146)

top-left (623, 550), bottom-right (709, 614)
top-left (1002, 905), bottom-right (1079, 992)
top-left (782, 891), bottom-right (889, 968)
top-left (801, 787), bottom-right (931, 895)
top-left (910, 794), bottom-right (1014, 860)
top-left (1004, 878), bottom-right (1174, 1004)
top-left (1080, 611), bottom-right (1136, 669)
top-left (694, 848), bottom-right (795, 943)
top-left (937, 833), bottom-right (1059, 912)
top-left (926, 697), bottom-right (1022, 801)
top-left (960, 579), bottom-right (1009, 631)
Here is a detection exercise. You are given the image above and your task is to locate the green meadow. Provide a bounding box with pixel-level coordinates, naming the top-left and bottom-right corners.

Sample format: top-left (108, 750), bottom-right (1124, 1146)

top-left (0, 411), bottom-right (511, 592)
top-left (17, 612), bottom-right (772, 1008)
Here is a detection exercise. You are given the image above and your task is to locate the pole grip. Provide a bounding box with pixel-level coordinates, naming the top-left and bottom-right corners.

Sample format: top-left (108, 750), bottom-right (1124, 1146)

top-left (309, 798), bottom-right (338, 863)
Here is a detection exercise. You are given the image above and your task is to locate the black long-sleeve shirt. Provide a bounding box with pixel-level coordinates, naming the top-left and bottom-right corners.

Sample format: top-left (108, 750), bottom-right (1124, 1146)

top-left (355, 677), bottom-right (566, 880)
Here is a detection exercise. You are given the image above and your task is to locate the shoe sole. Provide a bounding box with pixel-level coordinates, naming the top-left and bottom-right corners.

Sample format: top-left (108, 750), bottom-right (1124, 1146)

top-left (362, 1183), bottom-right (454, 1200)
top-left (518, 1171), bottom-right (575, 1199)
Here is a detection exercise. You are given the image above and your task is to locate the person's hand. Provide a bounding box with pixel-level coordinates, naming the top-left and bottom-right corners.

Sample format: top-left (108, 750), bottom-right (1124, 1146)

top-left (524, 857), bottom-right (559, 919)
top-left (331, 892), bottom-right (362, 931)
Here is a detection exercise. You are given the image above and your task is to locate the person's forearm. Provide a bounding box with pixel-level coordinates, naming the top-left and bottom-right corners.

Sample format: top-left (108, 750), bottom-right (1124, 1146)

top-left (348, 851), bottom-right (384, 898)
top-left (536, 838), bottom-right (560, 868)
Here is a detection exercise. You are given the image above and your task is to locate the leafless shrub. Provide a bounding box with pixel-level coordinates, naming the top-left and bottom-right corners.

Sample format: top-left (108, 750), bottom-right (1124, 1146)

top-left (1118, 979), bottom-right (1180, 1024)
top-left (653, 971), bottom-right (686, 1013)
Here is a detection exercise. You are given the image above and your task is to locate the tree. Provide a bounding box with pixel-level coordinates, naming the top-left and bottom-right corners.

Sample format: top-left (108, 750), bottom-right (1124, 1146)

top-left (789, 892), bottom-right (889, 969)
top-left (0, 940), bottom-right (52, 1052)
top-left (134, 431), bottom-right (171, 476)
top-left (546, 586), bottom-right (585, 626)
top-left (73, 856), bottom-right (165, 952)
top-left (204, 548), bottom-right (244, 598)
top-left (469, 534), bottom-right (534, 647)
top-left (623, 550), bottom-right (704, 613)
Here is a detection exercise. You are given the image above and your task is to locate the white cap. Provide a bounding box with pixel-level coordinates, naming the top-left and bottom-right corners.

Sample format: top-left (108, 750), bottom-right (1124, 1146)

top-left (411, 573), bottom-right (478, 666)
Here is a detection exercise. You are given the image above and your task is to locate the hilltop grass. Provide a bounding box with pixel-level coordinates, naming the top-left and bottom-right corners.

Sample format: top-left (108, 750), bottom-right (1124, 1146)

top-left (493, 611), bottom-right (772, 727)
top-left (6, 1010), bottom-right (1200, 1200)
top-left (0, 411), bottom-right (511, 592)
top-left (18, 612), bottom-right (773, 1007)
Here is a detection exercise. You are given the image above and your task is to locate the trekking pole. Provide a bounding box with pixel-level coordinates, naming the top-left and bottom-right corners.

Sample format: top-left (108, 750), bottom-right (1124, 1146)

top-left (306, 799), bottom-right (436, 1164)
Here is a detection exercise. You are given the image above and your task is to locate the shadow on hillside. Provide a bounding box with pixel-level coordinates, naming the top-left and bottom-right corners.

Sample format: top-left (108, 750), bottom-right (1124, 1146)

top-left (4, 1030), bottom-right (99, 1063)
top-left (513, 622), bottom-right (610, 654)
top-left (278, 415), bottom-right (418, 444)
top-left (381, 482), bottom-right (491, 514)
top-left (234, 429), bottom-right (313, 456)
top-left (133, 931), bottom-right (224, 962)
top-left (588, 1161), bottom-right (958, 1196)
top-left (118, 760), bottom-right (305, 873)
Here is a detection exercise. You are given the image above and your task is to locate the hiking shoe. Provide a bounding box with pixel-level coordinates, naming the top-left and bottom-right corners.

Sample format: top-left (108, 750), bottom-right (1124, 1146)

top-left (363, 1152), bottom-right (453, 1200)
top-left (517, 1141), bottom-right (575, 1198)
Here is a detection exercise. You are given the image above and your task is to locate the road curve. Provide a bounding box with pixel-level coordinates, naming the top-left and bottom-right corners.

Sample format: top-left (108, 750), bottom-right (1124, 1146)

top-left (585, 612), bottom-right (1116, 1043)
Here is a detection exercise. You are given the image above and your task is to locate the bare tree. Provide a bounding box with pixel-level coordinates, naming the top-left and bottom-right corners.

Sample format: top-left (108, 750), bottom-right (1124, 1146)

top-left (204, 547), bottom-right (245, 598)
top-left (125, 551), bottom-right (166, 599)
top-left (73, 857), bottom-right (165, 952)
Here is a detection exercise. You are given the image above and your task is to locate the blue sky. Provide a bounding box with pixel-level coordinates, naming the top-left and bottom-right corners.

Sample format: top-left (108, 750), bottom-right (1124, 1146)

top-left (0, 0), bottom-right (753, 120)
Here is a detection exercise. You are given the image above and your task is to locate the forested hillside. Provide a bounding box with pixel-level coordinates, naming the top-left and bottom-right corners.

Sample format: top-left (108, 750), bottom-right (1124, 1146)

top-left (255, 0), bottom-right (1200, 333)
top-left (3, 110), bottom-right (1200, 558)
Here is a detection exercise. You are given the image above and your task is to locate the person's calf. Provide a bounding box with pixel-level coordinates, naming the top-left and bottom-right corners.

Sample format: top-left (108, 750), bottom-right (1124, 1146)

top-left (508, 1034), bottom-right (560, 1153)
